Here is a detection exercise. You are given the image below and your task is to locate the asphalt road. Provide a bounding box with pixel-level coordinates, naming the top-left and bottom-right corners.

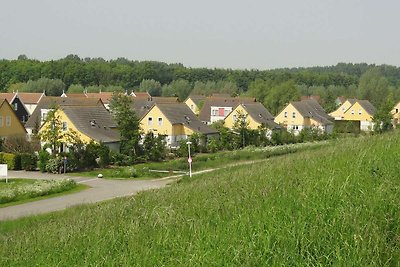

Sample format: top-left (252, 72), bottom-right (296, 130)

top-left (0, 171), bottom-right (176, 221)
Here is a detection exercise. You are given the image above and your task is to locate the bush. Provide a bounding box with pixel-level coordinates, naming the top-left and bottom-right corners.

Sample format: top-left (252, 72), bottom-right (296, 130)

top-left (21, 153), bottom-right (37, 171)
top-left (13, 154), bottom-right (22, 170)
top-left (0, 152), bottom-right (15, 170)
top-left (38, 150), bottom-right (50, 173)
top-left (46, 157), bottom-right (63, 174)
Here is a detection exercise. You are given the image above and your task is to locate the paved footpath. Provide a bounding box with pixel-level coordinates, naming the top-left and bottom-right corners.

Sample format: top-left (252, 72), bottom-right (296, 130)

top-left (0, 159), bottom-right (264, 221)
top-left (0, 171), bottom-right (177, 221)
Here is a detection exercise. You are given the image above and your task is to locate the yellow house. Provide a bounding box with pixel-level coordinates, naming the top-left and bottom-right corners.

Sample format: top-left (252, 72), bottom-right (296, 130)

top-left (329, 98), bottom-right (357, 120)
top-left (342, 100), bottom-right (376, 131)
top-left (184, 95), bottom-right (205, 115)
top-left (391, 101), bottom-right (400, 125)
top-left (0, 98), bottom-right (27, 138)
top-left (140, 103), bottom-right (218, 147)
top-left (39, 104), bottom-right (120, 152)
top-left (274, 99), bottom-right (333, 135)
top-left (224, 103), bottom-right (280, 130)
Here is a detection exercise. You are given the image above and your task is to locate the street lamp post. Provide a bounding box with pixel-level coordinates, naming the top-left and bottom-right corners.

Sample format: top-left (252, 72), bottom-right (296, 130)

top-left (186, 141), bottom-right (192, 177)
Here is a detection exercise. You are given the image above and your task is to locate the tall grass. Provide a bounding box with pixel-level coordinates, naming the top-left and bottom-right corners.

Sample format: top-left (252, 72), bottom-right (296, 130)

top-left (0, 134), bottom-right (399, 265)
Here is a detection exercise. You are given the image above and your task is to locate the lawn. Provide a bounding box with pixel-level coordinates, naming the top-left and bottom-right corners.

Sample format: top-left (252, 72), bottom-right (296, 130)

top-left (72, 141), bottom-right (328, 179)
top-left (0, 178), bottom-right (83, 207)
top-left (0, 133), bottom-right (399, 265)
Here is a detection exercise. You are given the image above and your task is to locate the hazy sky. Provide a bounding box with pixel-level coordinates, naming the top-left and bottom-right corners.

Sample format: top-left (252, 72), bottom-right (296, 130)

top-left (1, 0), bottom-right (399, 69)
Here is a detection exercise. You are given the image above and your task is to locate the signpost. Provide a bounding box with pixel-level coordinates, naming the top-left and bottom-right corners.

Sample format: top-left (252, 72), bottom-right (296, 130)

top-left (0, 164), bottom-right (8, 183)
top-left (186, 141), bottom-right (192, 178)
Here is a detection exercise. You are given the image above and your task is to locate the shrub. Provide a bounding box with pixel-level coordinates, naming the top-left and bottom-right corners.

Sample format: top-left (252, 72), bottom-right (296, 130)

top-left (0, 152), bottom-right (15, 170)
top-left (46, 157), bottom-right (63, 174)
top-left (21, 153), bottom-right (38, 171)
top-left (13, 154), bottom-right (22, 170)
top-left (38, 150), bottom-right (50, 173)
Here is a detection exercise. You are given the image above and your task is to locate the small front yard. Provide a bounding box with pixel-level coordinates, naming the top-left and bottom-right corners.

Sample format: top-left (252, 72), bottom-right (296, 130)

top-left (0, 178), bottom-right (86, 207)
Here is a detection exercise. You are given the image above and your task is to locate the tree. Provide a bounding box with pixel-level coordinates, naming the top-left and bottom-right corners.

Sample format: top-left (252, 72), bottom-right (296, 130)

top-left (109, 93), bottom-right (141, 159)
top-left (264, 80), bottom-right (299, 115)
top-left (21, 78), bottom-right (65, 96)
top-left (373, 95), bottom-right (394, 133)
top-left (139, 79), bottom-right (162, 96)
top-left (357, 68), bottom-right (390, 108)
top-left (162, 79), bottom-right (192, 100)
top-left (142, 132), bottom-right (167, 161)
top-left (233, 111), bottom-right (250, 148)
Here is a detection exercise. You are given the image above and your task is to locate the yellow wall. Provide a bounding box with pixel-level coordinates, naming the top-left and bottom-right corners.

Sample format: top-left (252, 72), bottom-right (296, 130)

top-left (184, 98), bottom-right (200, 115)
top-left (274, 103), bottom-right (308, 127)
top-left (39, 109), bottom-right (93, 143)
top-left (224, 104), bottom-right (261, 130)
top-left (342, 102), bottom-right (373, 121)
top-left (140, 105), bottom-right (186, 135)
top-left (329, 100), bottom-right (354, 119)
top-left (0, 100), bottom-right (26, 137)
top-left (391, 102), bottom-right (400, 121)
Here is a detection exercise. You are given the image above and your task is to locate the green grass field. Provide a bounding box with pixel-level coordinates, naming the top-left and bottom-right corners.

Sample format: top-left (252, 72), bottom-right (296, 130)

top-left (0, 133), bottom-right (399, 266)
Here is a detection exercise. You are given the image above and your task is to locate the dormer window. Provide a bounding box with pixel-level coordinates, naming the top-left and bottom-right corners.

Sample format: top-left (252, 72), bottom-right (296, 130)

top-left (90, 120), bottom-right (96, 127)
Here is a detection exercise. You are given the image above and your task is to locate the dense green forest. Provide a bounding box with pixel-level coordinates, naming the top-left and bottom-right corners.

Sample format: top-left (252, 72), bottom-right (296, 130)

top-left (1, 55), bottom-right (400, 113)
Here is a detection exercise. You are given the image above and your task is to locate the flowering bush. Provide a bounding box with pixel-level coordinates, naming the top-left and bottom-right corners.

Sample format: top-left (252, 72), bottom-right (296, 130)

top-left (0, 179), bottom-right (76, 204)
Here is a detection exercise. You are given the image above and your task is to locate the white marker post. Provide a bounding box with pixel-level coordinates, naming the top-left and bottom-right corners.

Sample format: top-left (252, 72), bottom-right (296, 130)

top-left (0, 164), bottom-right (8, 183)
top-left (186, 141), bottom-right (192, 178)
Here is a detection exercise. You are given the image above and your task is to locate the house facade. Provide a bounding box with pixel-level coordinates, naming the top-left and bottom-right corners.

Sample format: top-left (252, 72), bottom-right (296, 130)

top-left (184, 95), bottom-right (205, 115)
top-left (224, 103), bottom-right (280, 131)
top-left (140, 103), bottom-right (218, 147)
top-left (0, 98), bottom-right (27, 138)
top-left (342, 100), bottom-right (376, 131)
top-left (274, 100), bottom-right (333, 135)
top-left (391, 101), bottom-right (400, 126)
top-left (0, 93), bottom-right (30, 123)
top-left (329, 98), bottom-right (357, 120)
top-left (39, 104), bottom-right (120, 152)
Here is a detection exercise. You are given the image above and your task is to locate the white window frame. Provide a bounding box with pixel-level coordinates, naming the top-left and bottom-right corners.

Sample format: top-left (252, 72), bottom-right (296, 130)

top-left (62, 121), bottom-right (68, 131)
top-left (292, 112), bottom-right (296, 119)
top-left (358, 109), bottom-right (362, 115)
top-left (284, 111), bottom-right (288, 118)
top-left (148, 117), bottom-right (153, 126)
top-left (158, 117), bottom-right (163, 126)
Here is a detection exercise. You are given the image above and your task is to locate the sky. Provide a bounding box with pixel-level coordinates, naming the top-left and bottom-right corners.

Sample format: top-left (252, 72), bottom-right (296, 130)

top-left (1, 0), bottom-right (400, 70)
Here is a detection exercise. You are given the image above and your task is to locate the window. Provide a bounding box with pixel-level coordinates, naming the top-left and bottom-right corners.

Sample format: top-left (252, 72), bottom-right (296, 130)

top-left (358, 109), bottom-right (362, 115)
top-left (148, 117), bottom-right (153, 126)
top-left (211, 109), bottom-right (217, 116)
top-left (218, 108), bottom-right (224, 116)
top-left (190, 104), bottom-right (194, 110)
top-left (158, 117), bottom-right (163, 126)
top-left (396, 108), bottom-right (399, 113)
top-left (14, 103), bottom-right (18, 111)
top-left (351, 109), bottom-right (354, 115)
top-left (284, 111), bottom-right (288, 118)
top-left (6, 116), bottom-right (11, 127)
top-left (0, 116), bottom-right (3, 127)
top-left (292, 112), bottom-right (296, 118)
top-left (233, 114), bottom-right (237, 121)
top-left (62, 122), bottom-right (68, 131)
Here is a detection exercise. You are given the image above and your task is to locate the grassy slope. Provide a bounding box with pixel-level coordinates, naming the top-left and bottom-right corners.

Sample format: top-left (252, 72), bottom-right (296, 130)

top-left (0, 133), bottom-right (399, 266)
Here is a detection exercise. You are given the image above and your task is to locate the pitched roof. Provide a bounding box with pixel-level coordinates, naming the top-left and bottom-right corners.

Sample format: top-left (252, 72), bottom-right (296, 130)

top-left (85, 92), bottom-right (113, 104)
top-left (300, 95), bottom-right (321, 103)
top-left (186, 95), bottom-right (206, 106)
top-left (131, 97), bottom-right (179, 119)
top-left (17, 92), bottom-right (45, 104)
top-left (0, 93), bottom-right (16, 103)
top-left (199, 96), bottom-right (257, 122)
top-left (0, 98), bottom-right (27, 135)
top-left (131, 92), bottom-right (151, 98)
top-left (240, 103), bottom-right (280, 129)
top-left (291, 99), bottom-right (333, 125)
top-left (63, 93), bottom-right (87, 98)
top-left (357, 100), bottom-right (376, 116)
top-left (25, 97), bottom-right (103, 129)
top-left (153, 103), bottom-right (218, 135)
top-left (61, 105), bottom-right (120, 143)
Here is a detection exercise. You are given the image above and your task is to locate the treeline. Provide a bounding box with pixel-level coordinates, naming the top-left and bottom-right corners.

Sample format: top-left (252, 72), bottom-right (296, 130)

top-left (1, 55), bottom-right (400, 112)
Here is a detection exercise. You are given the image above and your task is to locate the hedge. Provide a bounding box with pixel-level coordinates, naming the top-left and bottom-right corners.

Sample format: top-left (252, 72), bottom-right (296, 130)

top-left (0, 152), bottom-right (15, 170)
